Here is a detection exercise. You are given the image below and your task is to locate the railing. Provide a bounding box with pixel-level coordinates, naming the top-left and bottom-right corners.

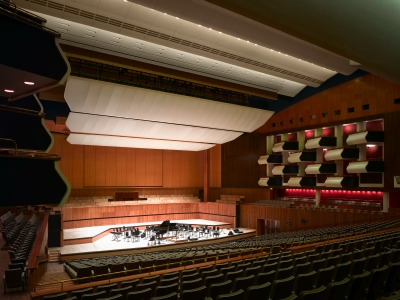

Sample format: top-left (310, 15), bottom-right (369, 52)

top-left (0, 146), bottom-right (60, 160)
top-left (0, 104), bottom-right (44, 117)
top-left (0, 138), bottom-right (17, 155)
top-left (33, 249), bottom-right (264, 292)
top-left (68, 57), bottom-right (250, 106)
top-left (0, 0), bottom-right (60, 37)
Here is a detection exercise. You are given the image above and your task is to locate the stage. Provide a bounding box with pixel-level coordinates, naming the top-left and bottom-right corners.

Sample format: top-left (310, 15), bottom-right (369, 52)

top-left (58, 219), bottom-right (255, 261)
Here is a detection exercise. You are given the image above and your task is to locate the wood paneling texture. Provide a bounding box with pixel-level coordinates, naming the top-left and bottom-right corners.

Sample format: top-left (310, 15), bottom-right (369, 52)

top-left (210, 188), bottom-right (271, 203)
top-left (256, 74), bottom-right (400, 134)
top-left (62, 203), bottom-right (237, 229)
top-left (383, 110), bottom-right (400, 191)
top-left (241, 205), bottom-right (394, 232)
top-left (50, 134), bottom-right (84, 188)
top-left (210, 145), bottom-right (222, 188)
top-left (222, 134), bottom-right (266, 188)
top-left (69, 188), bottom-right (199, 198)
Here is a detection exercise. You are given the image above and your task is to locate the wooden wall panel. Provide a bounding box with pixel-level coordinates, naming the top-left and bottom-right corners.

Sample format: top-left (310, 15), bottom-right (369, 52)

top-left (50, 134), bottom-right (85, 188)
top-left (135, 149), bottom-right (146, 186)
top-left (126, 148), bottom-right (136, 186)
top-left (95, 147), bottom-right (106, 186)
top-left (116, 148), bottom-right (127, 186)
top-left (210, 188), bottom-right (271, 203)
top-left (257, 74), bottom-right (400, 134)
top-left (62, 202), bottom-right (237, 229)
top-left (240, 205), bottom-right (394, 232)
top-left (105, 147), bottom-right (117, 186)
top-left (69, 187), bottom-right (199, 198)
top-left (84, 146), bottom-right (96, 187)
top-left (210, 145), bottom-right (222, 188)
top-left (222, 134), bottom-right (266, 188)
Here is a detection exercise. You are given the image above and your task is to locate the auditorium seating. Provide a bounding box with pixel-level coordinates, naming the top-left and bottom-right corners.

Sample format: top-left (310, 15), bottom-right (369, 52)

top-left (61, 220), bottom-right (400, 286)
top-left (0, 211), bottom-right (15, 226)
top-left (64, 195), bottom-right (200, 207)
top-left (37, 226), bottom-right (400, 299)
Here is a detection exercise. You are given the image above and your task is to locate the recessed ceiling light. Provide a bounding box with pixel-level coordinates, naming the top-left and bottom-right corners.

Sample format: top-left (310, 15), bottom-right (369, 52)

top-left (218, 32), bottom-right (221, 34)
top-left (246, 41), bottom-right (249, 43)
top-left (24, 81), bottom-right (34, 85)
top-left (255, 44), bottom-right (257, 46)
top-left (4, 89), bottom-right (14, 93)
top-left (198, 24), bottom-right (201, 27)
top-left (176, 17), bottom-right (179, 19)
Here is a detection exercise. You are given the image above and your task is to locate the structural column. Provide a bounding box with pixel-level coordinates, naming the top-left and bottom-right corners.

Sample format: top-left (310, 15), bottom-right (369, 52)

top-left (383, 192), bottom-right (389, 213)
top-left (204, 149), bottom-right (210, 202)
top-left (315, 190), bottom-right (321, 206)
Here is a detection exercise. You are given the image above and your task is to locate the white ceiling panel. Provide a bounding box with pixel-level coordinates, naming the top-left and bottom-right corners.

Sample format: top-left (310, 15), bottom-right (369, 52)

top-left (66, 112), bottom-right (243, 144)
top-left (67, 133), bottom-right (215, 151)
top-left (64, 76), bottom-right (274, 132)
top-left (32, 11), bottom-right (307, 96)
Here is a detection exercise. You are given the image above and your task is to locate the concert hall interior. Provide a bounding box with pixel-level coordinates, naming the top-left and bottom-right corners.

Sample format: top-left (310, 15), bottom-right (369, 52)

top-left (2, 1), bottom-right (400, 299)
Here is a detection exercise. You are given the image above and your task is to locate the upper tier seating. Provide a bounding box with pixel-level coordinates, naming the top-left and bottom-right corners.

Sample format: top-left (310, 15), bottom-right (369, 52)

top-left (0, 211), bottom-right (15, 227)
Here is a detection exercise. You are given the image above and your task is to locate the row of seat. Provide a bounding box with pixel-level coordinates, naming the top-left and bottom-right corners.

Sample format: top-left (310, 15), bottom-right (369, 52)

top-left (0, 211), bottom-right (15, 226)
top-left (62, 220), bottom-right (400, 283)
top-left (40, 230), bottom-right (400, 299)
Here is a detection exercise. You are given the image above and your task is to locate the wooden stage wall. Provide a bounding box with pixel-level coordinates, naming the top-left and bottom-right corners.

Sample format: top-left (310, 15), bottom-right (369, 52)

top-left (241, 205), bottom-right (396, 232)
top-left (62, 203), bottom-right (237, 229)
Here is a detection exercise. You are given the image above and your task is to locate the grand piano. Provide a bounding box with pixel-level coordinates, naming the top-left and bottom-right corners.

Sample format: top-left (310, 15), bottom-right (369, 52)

top-left (153, 220), bottom-right (179, 240)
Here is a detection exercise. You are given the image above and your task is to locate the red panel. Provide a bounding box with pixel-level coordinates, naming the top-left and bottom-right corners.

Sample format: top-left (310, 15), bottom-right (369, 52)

top-left (389, 192), bottom-right (400, 208)
top-left (322, 127), bottom-right (334, 137)
top-left (366, 120), bottom-right (383, 131)
top-left (343, 124), bottom-right (357, 135)
top-left (287, 133), bottom-right (297, 142)
top-left (305, 130), bottom-right (315, 140)
top-left (366, 145), bottom-right (383, 160)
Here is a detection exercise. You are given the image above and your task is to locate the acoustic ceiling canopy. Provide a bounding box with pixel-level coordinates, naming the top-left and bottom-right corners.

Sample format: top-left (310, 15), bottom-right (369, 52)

top-left (64, 76), bottom-right (273, 151)
top-left (67, 133), bottom-right (214, 151)
top-left (66, 112), bottom-right (242, 144)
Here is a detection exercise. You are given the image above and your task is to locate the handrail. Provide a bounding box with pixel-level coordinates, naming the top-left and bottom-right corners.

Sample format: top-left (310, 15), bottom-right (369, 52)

top-left (0, 3), bottom-right (60, 37)
top-left (0, 104), bottom-right (44, 117)
top-left (28, 213), bottom-right (49, 270)
top-left (0, 138), bottom-right (17, 155)
top-left (0, 147), bottom-right (60, 159)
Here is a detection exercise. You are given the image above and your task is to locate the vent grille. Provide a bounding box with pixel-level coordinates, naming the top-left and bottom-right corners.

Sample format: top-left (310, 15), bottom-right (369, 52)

top-left (31, 0), bottom-right (324, 85)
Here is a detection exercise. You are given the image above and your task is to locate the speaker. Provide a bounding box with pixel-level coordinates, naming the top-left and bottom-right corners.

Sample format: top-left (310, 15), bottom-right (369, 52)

top-left (235, 205), bottom-right (240, 227)
top-left (301, 219), bottom-right (307, 223)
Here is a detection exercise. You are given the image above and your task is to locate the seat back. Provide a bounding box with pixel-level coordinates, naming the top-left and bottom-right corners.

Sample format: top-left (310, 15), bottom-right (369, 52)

top-left (324, 278), bottom-right (350, 300)
top-left (326, 255), bottom-right (341, 268)
top-left (109, 285), bottom-right (133, 298)
top-left (181, 278), bottom-right (203, 291)
top-left (384, 262), bottom-right (400, 295)
top-left (120, 279), bottom-right (139, 289)
top-left (154, 283), bottom-right (179, 297)
top-left (347, 271), bottom-right (372, 300)
top-left (4, 268), bottom-right (23, 285)
top-left (244, 282), bottom-right (271, 300)
top-left (232, 275), bottom-right (255, 293)
top-left (255, 270), bottom-right (276, 286)
top-left (204, 273), bottom-right (225, 288)
top-left (42, 293), bottom-right (68, 300)
top-left (275, 266), bottom-right (294, 280)
top-left (379, 251), bottom-right (394, 267)
top-left (180, 286), bottom-right (207, 300)
top-left (244, 266), bottom-right (261, 277)
top-left (82, 291), bottom-right (107, 300)
top-left (126, 288), bottom-right (152, 300)
top-left (207, 280), bottom-right (233, 299)
top-left (96, 283), bottom-right (117, 297)
top-left (216, 289), bottom-right (244, 300)
top-left (293, 271), bottom-right (317, 295)
top-left (350, 257), bottom-right (367, 276)
top-left (98, 295), bottom-right (122, 300)
top-left (160, 276), bottom-right (179, 286)
top-left (333, 261), bottom-right (352, 282)
top-left (261, 262), bottom-right (278, 273)
top-left (297, 285), bottom-right (326, 300)
top-left (142, 274), bottom-right (160, 284)
top-left (269, 276), bottom-right (295, 300)
top-left (70, 287), bottom-right (93, 300)
top-left (201, 269), bottom-right (219, 280)
top-left (293, 262), bottom-right (311, 277)
top-left (365, 265), bottom-right (389, 300)
top-left (365, 254), bottom-right (381, 272)
top-left (314, 265), bottom-right (335, 288)
top-left (310, 259), bottom-right (327, 272)
top-left (150, 292), bottom-right (178, 300)
top-left (225, 270), bottom-right (244, 282)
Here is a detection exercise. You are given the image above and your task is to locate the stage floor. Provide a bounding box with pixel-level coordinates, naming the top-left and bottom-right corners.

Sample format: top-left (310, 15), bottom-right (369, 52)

top-left (58, 219), bottom-right (255, 260)
top-left (63, 219), bottom-right (230, 241)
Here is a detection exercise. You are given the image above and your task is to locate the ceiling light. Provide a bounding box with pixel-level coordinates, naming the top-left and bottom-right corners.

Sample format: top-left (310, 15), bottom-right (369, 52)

top-left (4, 89), bottom-right (14, 93)
top-left (218, 32), bottom-right (221, 34)
top-left (24, 81), bottom-right (34, 85)
top-left (58, 22), bottom-right (69, 26)
top-left (246, 41), bottom-right (249, 43)
top-left (255, 44), bottom-right (257, 46)
top-left (198, 25), bottom-right (201, 27)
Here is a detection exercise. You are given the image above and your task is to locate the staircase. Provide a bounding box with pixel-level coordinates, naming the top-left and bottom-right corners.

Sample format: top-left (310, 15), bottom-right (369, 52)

top-left (48, 249), bottom-right (60, 263)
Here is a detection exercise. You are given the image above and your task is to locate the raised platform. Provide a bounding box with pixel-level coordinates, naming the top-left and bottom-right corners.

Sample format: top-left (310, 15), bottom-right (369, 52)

top-left (58, 219), bottom-right (254, 261)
